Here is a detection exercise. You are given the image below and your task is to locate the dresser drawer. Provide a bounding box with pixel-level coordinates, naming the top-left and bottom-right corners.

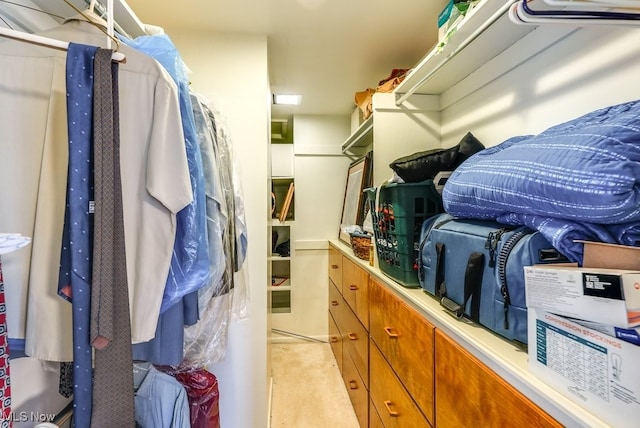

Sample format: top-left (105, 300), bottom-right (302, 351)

top-left (369, 277), bottom-right (435, 425)
top-left (435, 330), bottom-right (562, 428)
top-left (370, 340), bottom-right (431, 428)
top-left (343, 351), bottom-right (368, 428)
top-left (328, 311), bottom-right (343, 373)
top-left (342, 302), bottom-right (369, 389)
top-left (369, 400), bottom-right (385, 428)
top-left (329, 279), bottom-right (344, 324)
top-left (342, 257), bottom-right (369, 329)
top-left (329, 245), bottom-right (343, 289)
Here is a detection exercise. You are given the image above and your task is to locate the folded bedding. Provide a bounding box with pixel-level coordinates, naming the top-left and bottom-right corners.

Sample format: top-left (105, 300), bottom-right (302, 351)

top-left (496, 213), bottom-right (615, 264)
top-left (442, 99), bottom-right (640, 225)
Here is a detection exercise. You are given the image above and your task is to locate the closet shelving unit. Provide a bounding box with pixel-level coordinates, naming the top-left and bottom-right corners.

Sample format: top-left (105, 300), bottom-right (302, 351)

top-left (28, 0), bottom-right (146, 37)
top-left (269, 219), bottom-right (293, 314)
top-left (340, 0), bottom-right (535, 159)
top-left (270, 140), bottom-right (295, 315)
top-left (393, 0), bottom-right (577, 109)
top-left (340, 114), bottom-right (373, 157)
top-left (340, 0), bottom-right (582, 186)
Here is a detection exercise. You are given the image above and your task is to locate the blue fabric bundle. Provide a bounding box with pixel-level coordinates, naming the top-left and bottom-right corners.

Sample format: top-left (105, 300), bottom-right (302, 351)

top-left (442, 99), bottom-right (640, 263)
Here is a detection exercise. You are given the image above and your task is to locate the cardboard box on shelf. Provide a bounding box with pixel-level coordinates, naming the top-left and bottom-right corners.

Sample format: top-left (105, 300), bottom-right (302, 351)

top-left (524, 241), bottom-right (640, 328)
top-left (528, 308), bottom-right (640, 428)
top-left (524, 265), bottom-right (640, 328)
top-left (578, 240), bottom-right (640, 271)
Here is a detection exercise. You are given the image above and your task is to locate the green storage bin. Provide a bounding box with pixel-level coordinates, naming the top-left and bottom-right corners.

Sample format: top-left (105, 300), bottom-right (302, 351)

top-left (366, 180), bottom-right (444, 288)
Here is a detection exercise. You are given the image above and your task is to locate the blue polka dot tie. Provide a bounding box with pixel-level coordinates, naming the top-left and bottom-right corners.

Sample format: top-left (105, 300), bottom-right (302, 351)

top-left (60, 42), bottom-right (98, 428)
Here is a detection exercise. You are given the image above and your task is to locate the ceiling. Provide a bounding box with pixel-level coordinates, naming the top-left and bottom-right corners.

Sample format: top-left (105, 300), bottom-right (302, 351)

top-left (10, 0), bottom-right (448, 120)
top-left (124, 0), bottom-right (449, 120)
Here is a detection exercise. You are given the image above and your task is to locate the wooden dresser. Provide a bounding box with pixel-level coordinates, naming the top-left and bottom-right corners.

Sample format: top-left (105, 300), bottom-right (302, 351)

top-left (328, 241), bottom-right (605, 428)
top-left (329, 245), bottom-right (370, 427)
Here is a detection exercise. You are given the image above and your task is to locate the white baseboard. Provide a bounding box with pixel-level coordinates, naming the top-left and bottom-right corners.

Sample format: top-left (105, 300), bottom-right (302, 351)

top-left (267, 376), bottom-right (273, 428)
top-left (269, 329), bottom-right (328, 344)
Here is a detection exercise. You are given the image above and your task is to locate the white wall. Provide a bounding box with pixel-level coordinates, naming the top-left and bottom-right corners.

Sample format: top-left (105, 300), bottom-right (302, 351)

top-left (270, 115), bottom-right (350, 339)
top-left (168, 32), bottom-right (270, 428)
top-left (293, 115), bottom-right (352, 243)
top-left (440, 26), bottom-right (640, 149)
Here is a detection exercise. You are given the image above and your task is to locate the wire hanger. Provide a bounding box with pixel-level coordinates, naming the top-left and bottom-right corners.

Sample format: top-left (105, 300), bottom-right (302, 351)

top-left (63, 0), bottom-right (120, 51)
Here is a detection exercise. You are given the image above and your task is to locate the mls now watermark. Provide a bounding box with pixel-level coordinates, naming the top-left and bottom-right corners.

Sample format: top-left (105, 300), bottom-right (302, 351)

top-left (7, 411), bottom-right (56, 422)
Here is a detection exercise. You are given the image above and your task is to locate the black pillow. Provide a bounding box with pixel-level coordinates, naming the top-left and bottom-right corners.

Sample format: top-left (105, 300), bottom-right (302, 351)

top-left (389, 132), bottom-right (484, 183)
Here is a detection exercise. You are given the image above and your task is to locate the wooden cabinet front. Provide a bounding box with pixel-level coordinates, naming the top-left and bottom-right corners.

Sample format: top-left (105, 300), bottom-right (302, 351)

top-left (343, 351), bottom-right (369, 428)
top-left (435, 330), bottom-right (562, 428)
top-left (342, 297), bottom-right (369, 389)
top-left (329, 245), bottom-right (343, 289)
top-left (329, 279), bottom-right (344, 327)
top-left (342, 257), bottom-right (369, 330)
top-left (328, 311), bottom-right (343, 373)
top-left (369, 400), bottom-right (385, 428)
top-left (369, 277), bottom-right (435, 425)
top-left (369, 339), bottom-right (432, 428)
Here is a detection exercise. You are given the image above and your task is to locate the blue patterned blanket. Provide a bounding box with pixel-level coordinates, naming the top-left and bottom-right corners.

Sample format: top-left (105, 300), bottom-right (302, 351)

top-left (442, 100), bottom-right (640, 263)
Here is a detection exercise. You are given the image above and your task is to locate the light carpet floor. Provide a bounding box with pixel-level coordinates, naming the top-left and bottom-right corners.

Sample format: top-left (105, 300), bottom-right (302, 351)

top-left (270, 341), bottom-right (359, 428)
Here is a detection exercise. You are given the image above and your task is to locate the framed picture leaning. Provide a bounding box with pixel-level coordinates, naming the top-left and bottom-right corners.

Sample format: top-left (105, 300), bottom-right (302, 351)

top-left (339, 153), bottom-right (372, 245)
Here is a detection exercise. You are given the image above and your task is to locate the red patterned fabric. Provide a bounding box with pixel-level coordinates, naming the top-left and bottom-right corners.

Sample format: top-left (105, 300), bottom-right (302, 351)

top-left (0, 262), bottom-right (12, 428)
top-left (175, 369), bottom-right (220, 428)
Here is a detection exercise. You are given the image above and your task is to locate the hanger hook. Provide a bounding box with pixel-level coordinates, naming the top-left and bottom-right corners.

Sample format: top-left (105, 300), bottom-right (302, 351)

top-left (63, 0), bottom-right (121, 52)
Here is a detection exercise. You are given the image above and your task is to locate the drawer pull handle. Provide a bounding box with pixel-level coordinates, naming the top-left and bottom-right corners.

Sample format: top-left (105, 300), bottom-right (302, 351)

top-left (384, 327), bottom-right (399, 338)
top-left (384, 400), bottom-right (399, 417)
top-left (331, 264), bottom-right (339, 269)
top-left (348, 333), bottom-right (357, 341)
top-left (331, 300), bottom-right (339, 306)
top-left (349, 380), bottom-right (358, 390)
top-left (349, 285), bottom-right (358, 291)
top-left (330, 336), bottom-right (338, 343)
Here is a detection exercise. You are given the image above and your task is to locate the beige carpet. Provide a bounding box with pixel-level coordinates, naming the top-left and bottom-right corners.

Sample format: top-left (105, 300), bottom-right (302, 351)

top-left (270, 341), bottom-right (359, 428)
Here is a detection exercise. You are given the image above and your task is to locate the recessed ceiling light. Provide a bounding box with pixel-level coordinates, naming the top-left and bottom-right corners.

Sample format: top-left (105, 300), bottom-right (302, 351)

top-left (273, 94), bottom-right (302, 105)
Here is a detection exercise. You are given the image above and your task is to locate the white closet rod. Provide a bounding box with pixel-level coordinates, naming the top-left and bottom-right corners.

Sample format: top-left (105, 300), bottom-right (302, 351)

top-left (0, 26), bottom-right (126, 61)
top-left (510, 1), bottom-right (640, 26)
top-left (545, 0), bottom-right (640, 7)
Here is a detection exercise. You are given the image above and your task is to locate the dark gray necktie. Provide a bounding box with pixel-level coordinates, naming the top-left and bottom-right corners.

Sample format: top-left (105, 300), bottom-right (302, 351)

top-left (90, 48), bottom-right (135, 427)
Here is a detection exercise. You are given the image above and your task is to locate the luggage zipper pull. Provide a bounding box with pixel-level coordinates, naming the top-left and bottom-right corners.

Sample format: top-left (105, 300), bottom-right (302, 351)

top-left (485, 230), bottom-right (503, 268)
top-left (503, 301), bottom-right (509, 330)
top-left (484, 232), bottom-right (495, 267)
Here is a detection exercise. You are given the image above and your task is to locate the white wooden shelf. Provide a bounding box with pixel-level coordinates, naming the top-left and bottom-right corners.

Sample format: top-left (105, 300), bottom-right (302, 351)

top-left (341, 115), bottom-right (373, 154)
top-left (269, 285), bottom-right (292, 291)
top-left (269, 255), bottom-right (291, 261)
top-left (394, 0), bottom-right (534, 99)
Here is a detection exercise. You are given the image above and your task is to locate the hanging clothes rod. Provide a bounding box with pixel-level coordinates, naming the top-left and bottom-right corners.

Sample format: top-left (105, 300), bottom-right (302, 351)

top-left (544, 0), bottom-right (640, 8)
top-left (0, 26), bottom-right (126, 61)
top-left (510, 0), bottom-right (640, 26)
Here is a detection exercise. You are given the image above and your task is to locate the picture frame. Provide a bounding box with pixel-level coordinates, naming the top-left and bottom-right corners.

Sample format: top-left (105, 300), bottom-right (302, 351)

top-left (339, 153), bottom-right (372, 245)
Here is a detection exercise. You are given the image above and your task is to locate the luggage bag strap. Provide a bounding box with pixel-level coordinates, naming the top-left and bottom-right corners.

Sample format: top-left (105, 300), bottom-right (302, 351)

top-left (437, 245), bottom-right (484, 322)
